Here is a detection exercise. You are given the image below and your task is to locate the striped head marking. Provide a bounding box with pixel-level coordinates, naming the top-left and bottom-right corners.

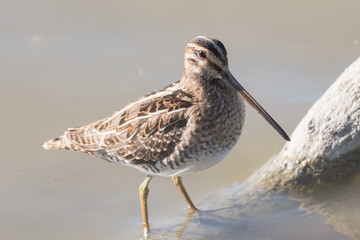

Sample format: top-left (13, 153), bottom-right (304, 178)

top-left (184, 36), bottom-right (228, 78)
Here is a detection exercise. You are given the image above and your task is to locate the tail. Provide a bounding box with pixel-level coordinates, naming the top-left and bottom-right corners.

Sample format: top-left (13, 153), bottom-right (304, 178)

top-left (42, 136), bottom-right (68, 150)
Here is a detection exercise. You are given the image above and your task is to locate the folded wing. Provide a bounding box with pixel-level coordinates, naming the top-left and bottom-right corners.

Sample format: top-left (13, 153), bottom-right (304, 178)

top-left (49, 90), bottom-right (194, 167)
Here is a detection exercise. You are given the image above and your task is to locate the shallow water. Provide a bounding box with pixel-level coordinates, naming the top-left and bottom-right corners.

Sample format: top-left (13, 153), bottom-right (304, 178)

top-left (1, 0), bottom-right (360, 239)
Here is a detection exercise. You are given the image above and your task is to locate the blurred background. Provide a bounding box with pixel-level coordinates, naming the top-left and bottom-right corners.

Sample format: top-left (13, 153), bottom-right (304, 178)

top-left (1, 0), bottom-right (359, 239)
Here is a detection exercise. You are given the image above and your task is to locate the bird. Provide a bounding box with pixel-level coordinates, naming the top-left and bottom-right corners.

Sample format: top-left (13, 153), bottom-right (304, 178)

top-left (43, 36), bottom-right (290, 236)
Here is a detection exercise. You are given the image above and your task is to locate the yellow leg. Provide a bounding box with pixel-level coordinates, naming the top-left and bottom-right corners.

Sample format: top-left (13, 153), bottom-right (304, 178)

top-left (139, 176), bottom-right (152, 236)
top-left (172, 176), bottom-right (199, 211)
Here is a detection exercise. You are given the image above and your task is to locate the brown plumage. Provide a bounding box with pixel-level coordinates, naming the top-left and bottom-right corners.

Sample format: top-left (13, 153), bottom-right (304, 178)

top-left (43, 36), bottom-right (289, 236)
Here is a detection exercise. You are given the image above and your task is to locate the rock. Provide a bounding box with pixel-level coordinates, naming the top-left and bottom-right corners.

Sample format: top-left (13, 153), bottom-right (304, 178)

top-left (257, 56), bottom-right (360, 190)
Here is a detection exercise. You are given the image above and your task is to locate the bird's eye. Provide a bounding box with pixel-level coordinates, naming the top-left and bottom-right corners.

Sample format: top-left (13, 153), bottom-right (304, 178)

top-left (197, 50), bottom-right (206, 59)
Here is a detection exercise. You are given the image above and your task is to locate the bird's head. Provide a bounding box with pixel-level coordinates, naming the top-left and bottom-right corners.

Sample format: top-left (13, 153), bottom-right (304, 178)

top-left (184, 36), bottom-right (228, 80)
top-left (183, 36), bottom-right (290, 141)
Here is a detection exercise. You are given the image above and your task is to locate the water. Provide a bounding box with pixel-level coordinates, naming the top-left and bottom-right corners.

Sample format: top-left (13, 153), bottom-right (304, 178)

top-left (1, 0), bottom-right (360, 239)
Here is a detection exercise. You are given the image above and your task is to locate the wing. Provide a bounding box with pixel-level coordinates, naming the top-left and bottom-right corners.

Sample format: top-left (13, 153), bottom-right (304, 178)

top-left (63, 88), bottom-right (194, 167)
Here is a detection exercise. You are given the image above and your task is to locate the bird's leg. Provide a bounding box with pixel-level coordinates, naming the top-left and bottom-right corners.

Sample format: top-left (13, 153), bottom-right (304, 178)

top-left (172, 176), bottom-right (199, 211)
top-left (139, 175), bottom-right (152, 236)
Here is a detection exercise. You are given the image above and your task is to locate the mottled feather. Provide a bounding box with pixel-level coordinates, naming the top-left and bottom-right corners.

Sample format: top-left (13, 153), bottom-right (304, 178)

top-left (44, 86), bottom-right (195, 169)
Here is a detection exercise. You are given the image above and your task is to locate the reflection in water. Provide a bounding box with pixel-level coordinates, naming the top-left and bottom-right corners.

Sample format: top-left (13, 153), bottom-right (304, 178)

top-left (174, 210), bottom-right (197, 239)
top-left (146, 181), bottom-right (352, 239)
top-left (147, 173), bottom-right (360, 239)
top-left (291, 174), bottom-right (360, 240)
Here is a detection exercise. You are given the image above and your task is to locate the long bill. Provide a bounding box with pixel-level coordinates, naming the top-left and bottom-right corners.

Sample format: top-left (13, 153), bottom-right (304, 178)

top-left (224, 67), bottom-right (290, 141)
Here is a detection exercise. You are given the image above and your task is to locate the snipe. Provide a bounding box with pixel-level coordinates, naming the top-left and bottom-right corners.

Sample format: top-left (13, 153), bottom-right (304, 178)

top-left (43, 36), bottom-right (290, 236)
